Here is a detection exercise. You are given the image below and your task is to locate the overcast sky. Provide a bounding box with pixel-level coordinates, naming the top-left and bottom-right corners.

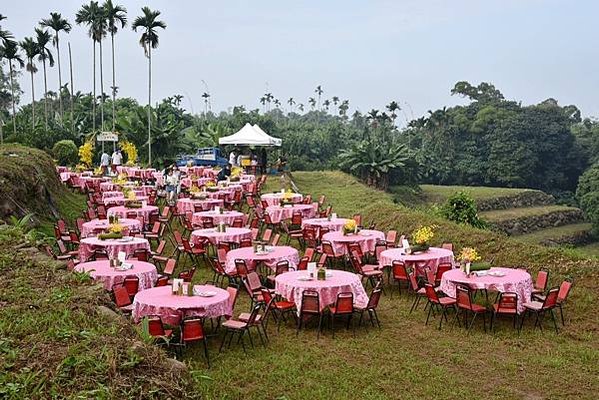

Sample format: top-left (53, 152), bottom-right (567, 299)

top-left (3, 0), bottom-right (598, 125)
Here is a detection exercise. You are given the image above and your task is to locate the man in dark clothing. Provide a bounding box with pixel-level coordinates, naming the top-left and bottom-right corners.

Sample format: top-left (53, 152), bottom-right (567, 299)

top-left (260, 148), bottom-right (267, 174)
top-left (217, 163), bottom-right (232, 181)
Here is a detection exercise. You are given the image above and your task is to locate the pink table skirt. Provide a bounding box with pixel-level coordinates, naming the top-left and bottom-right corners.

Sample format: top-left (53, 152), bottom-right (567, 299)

top-left (275, 270), bottom-right (369, 314)
top-left (181, 177), bottom-right (216, 188)
top-left (180, 166), bottom-right (215, 177)
top-left (439, 267), bottom-right (533, 313)
top-left (322, 229), bottom-right (385, 256)
top-left (266, 204), bottom-right (317, 223)
top-left (56, 166), bottom-right (69, 174)
top-left (224, 246), bottom-right (300, 274)
top-left (261, 193), bottom-right (304, 207)
top-left (103, 196), bottom-right (149, 206)
top-left (191, 228), bottom-right (252, 246)
top-left (301, 217), bottom-right (350, 232)
top-left (107, 205), bottom-right (159, 222)
top-left (60, 172), bottom-right (77, 182)
top-left (192, 211), bottom-right (246, 228)
top-left (379, 247), bottom-right (455, 275)
top-left (75, 260), bottom-right (157, 290)
top-left (176, 198), bottom-right (224, 214)
top-left (132, 285), bottom-right (232, 325)
top-left (80, 218), bottom-right (142, 238)
top-left (78, 237), bottom-right (150, 262)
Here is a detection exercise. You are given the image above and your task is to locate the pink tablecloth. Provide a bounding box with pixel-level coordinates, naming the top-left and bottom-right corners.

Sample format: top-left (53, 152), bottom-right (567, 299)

top-left (191, 228), bottom-right (252, 246)
top-left (56, 166), bottom-right (69, 174)
top-left (379, 247), bottom-right (454, 275)
top-left (60, 172), bottom-right (76, 182)
top-left (181, 177), bottom-right (216, 188)
top-left (75, 260), bottom-right (157, 290)
top-left (103, 195), bottom-right (149, 206)
top-left (176, 198), bottom-right (223, 213)
top-left (261, 193), bottom-right (304, 207)
top-left (78, 236), bottom-right (150, 262)
top-left (266, 204), bottom-right (317, 223)
top-left (132, 285), bottom-right (232, 324)
top-left (301, 217), bottom-right (350, 232)
top-left (180, 166), bottom-right (215, 177)
top-left (192, 210), bottom-right (246, 227)
top-left (322, 229), bottom-right (385, 256)
top-left (224, 246), bottom-right (300, 274)
top-left (80, 218), bottom-right (142, 238)
top-left (107, 205), bottom-right (159, 222)
top-left (275, 270), bottom-right (369, 314)
top-left (439, 267), bottom-right (533, 313)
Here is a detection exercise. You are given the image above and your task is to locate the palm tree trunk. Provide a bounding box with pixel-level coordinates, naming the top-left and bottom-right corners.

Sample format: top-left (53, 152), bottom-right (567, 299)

top-left (30, 69), bottom-right (35, 128)
top-left (68, 42), bottom-right (74, 135)
top-left (99, 38), bottom-right (105, 133)
top-left (9, 61), bottom-right (16, 137)
top-left (42, 58), bottom-right (48, 132)
top-left (147, 45), bottom-right (152, 167)
top-left (92, 40), bottom-right (96, 133)
top-left (56, 33), bottom-right (63, 123)
top-left (111, 32), bottom-right (116, 133)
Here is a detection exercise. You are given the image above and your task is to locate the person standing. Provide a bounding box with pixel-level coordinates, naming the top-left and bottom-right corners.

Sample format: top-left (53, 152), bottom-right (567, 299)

top-left (260, 148), bottom-right (267, 175)
top-left (111, 149), bottom-right (123, 173)
top-left (229, 150), bottom-right (237, 167)
top-left (100, 151), bottom-right (110, 175)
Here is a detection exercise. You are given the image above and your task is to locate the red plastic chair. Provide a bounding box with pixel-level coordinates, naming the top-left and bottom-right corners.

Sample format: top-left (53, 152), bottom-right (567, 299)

top-left (147, 315), bottom-right (174, 343)
top-left (355, 284), bottom-right (383, 328)
top-left (490, 292), bottom-right (519, 332)
top-left (296, 290), bottom-right (323, 339)
top-left (123, 275), bottom-right (140, 299)
top-left (112, 285), bottom-right (133, 313)
top-left (180, 318), bottom-right (210, 366)
top-left (219, 303), bottom-right (264, 353)
top-left (520, 287), bottom-right (560, 334)
top-left (531, 268), bottom-right (550, 296)
top-left (329, 292), bottom-right (354, 337)
top-left (392, 260), bottom-right (409, 295)
top-left (533, 278), bottom-right (573, 326)
top-left (454, 284), bottom-right (488, 333)
top-left (424, 283), bottom-right (457, 330)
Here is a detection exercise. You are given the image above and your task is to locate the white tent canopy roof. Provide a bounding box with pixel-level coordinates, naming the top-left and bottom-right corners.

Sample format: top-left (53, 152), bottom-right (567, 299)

top-left (218, 123), bottom-right (282, 147)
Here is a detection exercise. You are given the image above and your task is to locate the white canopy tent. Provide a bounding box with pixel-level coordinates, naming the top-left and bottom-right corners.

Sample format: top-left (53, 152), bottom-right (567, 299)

top-left (218, 123), bottom-right (282, 147)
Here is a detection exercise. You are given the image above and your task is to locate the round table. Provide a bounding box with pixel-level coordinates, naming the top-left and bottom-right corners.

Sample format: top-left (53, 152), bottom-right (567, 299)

top-left (80, 218), bottom-right (142, 238)
top-left (266, 204), bottom-right (317, 223)
top-left (224, 246), bottom-right (300, 274)
top-left (181, 177), bottom-right (216, 188)
top-left (107, 205), bottom-right (159, 222)
top-left (192, 210), bottom-right (246, 227)
top-left (191, 227), bottom-right (252, 246)
top-left (439, 267), bottom-right (533, 313)
top-left (176, 198), bottom-right (224, 214)
top-left (132, 285), bottom-right (232, 324)
top-left (275, 270), bottom-right (369, 313)
top-left (301, 217), bottom-right (350, 232)
top-left (78, 236), bottom-right (150, 262)
top-left (379, 247), bottom-right (454, 275)
top-left (322, 229), bottom-right (385, 256)
top-left (75, 260), bottom-right (157, 290)
top-left (261, 193), bottom-right (304, 207)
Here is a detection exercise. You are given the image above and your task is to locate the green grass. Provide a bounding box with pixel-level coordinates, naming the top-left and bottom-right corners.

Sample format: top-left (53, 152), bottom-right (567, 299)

top-left (518, 223), bottom-right (593, 243)
top-left (177, 171), bottom-right (599, 399)
top-left (480, 205), bottom-right (580, 222)
top-left (391, 184), bottom-right (534, 206)
top-left (575, 242), bottom-right (599, 258)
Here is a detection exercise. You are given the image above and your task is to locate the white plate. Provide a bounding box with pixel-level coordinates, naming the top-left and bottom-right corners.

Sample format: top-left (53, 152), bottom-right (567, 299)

top-left (488, 271), bottom-right (506, 277)
top-left (326, 272), bottom-right (333, 277)
top-left (197, 291), bottom-right (217, 297)
top-left (297, 276), bottom-right (313, 281)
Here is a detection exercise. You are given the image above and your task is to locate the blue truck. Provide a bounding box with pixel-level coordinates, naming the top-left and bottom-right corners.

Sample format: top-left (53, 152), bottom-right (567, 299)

top-left (175, 147), bottom-right (229, 167)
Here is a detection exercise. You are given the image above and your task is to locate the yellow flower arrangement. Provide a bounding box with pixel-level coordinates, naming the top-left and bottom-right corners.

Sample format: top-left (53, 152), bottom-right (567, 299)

top-left (412, 225), bottom-right (436, 245)
top-left (126, 190), bottom-right (137, 201)
top-left (205, 180), bottom-right (216, 187)
top-left (190, 185), bottom-right (200, 194)
top-left (457, 247), bottom-right (481, 263)
top-left (231, 166), bottom-right (243, 177)
top-left (120, 140), bottom-right (138, 166)
top-left (109, 223), bottom-right (123, 234)
top-left (93, 167), bottom-right (103, 176)
top-left (343, 219), bottom-right (358, 235)
top-left (78, 141), bottom-right (94, 168)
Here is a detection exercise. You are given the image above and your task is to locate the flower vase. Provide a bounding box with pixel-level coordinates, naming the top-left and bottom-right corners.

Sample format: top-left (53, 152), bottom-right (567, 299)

top-left (465, 262), bottom-right (471, 275)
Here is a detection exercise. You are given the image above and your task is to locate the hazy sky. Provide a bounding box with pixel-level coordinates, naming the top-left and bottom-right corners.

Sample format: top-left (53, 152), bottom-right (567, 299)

top-left (3, 0), bottom-right (598, 125)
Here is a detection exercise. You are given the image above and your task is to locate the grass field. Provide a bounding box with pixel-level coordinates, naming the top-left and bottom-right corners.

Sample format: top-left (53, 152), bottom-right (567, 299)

top-left (479, 205), bottom-right (580, 223)
top-left (390, 184), bottom-right (534, 206)
top-left (178, 171), bottom-right (599, 400)
top-left (518, 223), bottom-right (593, 243)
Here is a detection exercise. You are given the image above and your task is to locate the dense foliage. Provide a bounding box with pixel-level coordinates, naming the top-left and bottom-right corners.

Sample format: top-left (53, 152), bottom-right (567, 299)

top-left (437, 191), bottom-right (486, 228)
top-left (52, 139), bottom-right (78, 165)
top-left (576, 162), bottom-right (599, 233)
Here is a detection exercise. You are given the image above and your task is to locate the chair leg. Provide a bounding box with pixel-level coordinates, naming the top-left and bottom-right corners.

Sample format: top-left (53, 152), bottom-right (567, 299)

top-left (203, 339), bottom-right (210, 368)
top-left (317, 314), bottom-right (323, 340)
top-left (219, 330), bottom-right (228, 353)
top-left (558, 304), bottom-right (565, 326)
top-left (425, 302), bottom-right (433, 325)
top-left (550, 309), bottom-right (559, 334)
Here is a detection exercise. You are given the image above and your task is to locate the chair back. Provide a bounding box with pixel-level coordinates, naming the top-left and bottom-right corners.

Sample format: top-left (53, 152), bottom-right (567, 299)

top-left (246, 271), bottom-right (262, 292)
top-left (163, 258), bottom-right (176, 275)
top-left (304, 247), bottom-right (315, 262)
top-left (321, 241), bottom-right (335, 257)
top-left (496, 292), bottom-right (518, 312)
top-left (92, 249), bottom-right (109, 260)
top-left (113, 285), bottom-right (132, 307)
top-left (297, 256), bottom-right (309, 271)
top-left (155, 276), bottom-right (169, 286)
top-left (333, 292), bottom-right (354, 314)
top-left (173, 230), bottom-right (184, 246)
top-left (435, 263), bottom-right (453, 282)
top-left (318, 195), bottom-right (326, 206)
top-left (123, 276), bottom-right (140, 297)
top-left (271, 233), bottom-right (281, 246)
top-left (218, 241), bottom-right (232, 254)
top-left (239, 238), bottom-right (252, 248)
top-left (392, 260), bottom-right (408, 280)
top-left (227, 286), bottom-right (239, 311)
top-left (557, 278), bottom-right (573, 303)
top-left (291, 212), bottom-right (302, 226)
top-left (408, 271), bottom-right (419, 292)
top-left (66, 259), bottom-right (76, 271)
top-left (317, 253), bottom-right (327, 268)
top-left (300, 290), bottom-right (320, 314)
top-left (260, 288), bottom-right (274, 305)
top-left (217, 249), bottom-right (227, 264)
top-left (155, 240), bottom-right (166, 255)
top-left (133, 249), bottom-right (149, 262)
top-left (535, 268), bottom-right (549, 291)
top-left (347, 242), bottom-right (363, 259)
top-left (386, 230), bottom-right (397, 246)
top-left (424, 267), bottom-right (436, 286)
top-left (441, 242), bottom-right (454, 252)
top-left (367, 287), bottom-right (383, 309)
top-left (352, 214), bottom-right (362, 227)
top-left (262, 229), bottom-right (273, 243)
top-left (542, 287), bottom-right (560, 309)
top-left (181, 318), bottom-right (205, 342)
top-left (455, 285), bottom-right (473, 310)
top-left (251, 228), bottom-right (260, 240)
top-left (374, 240), bottom-right (387, 262)
top-left (179, 267), bottom-right (196, 282)
top-left (147, 315), bottom-right (166, 336)
top-left (235, 259), bottom-right (249, 277)
top-left (201, 216), bottom-right (214, 229)
top-left (424, 283), bottom-right (440, 304)
top-left (275, 260), bottom-right (290, 276)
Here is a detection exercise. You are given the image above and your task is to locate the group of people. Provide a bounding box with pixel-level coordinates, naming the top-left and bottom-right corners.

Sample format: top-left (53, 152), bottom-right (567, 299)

top-left (100, 149), bottom-right (123, 175)
top-left (228, 148), bottom-right (268, 174)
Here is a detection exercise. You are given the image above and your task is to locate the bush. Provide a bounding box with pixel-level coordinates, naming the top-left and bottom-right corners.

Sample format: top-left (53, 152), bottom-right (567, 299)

top-left (576, 163), bottom-right (599, 233)
top-left (439, 191), bottom-right (486, 228)
top-left (52, 140), bottom-right (78, 166)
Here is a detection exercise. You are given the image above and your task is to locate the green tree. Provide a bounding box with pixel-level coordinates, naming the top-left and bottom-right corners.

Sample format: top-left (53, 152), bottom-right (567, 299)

top-left (576, 162), bottom-right (599, 234)
top-left (0, 14), bottom-right (13, 44)
top-left (132, 6), bottom-right (166, 167)
top-left (52, 139), bottom-right (78, 165)
top-left (39, 13), bottom-right (71, 122)
top-left (35, 28), bottom-right (54, 131)
top-left (0, 40), bottom-right (24, 137)
top-left (19, 37), bottom-right (39, 128)
top-left (103, 0), bottom-right (127, 133)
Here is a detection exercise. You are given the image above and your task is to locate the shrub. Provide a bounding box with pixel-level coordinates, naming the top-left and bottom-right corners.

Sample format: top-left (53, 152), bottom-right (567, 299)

top-left (576, 162), bottom-right (599, 233)
top-left (52, 140), bottom-right (78, 166)
top-left (439, 191), bottom-right (486, 228)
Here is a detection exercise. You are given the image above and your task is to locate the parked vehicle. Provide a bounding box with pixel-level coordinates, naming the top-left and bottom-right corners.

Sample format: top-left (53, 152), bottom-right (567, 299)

top-left (176, 147), bottom-right (229, 167)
